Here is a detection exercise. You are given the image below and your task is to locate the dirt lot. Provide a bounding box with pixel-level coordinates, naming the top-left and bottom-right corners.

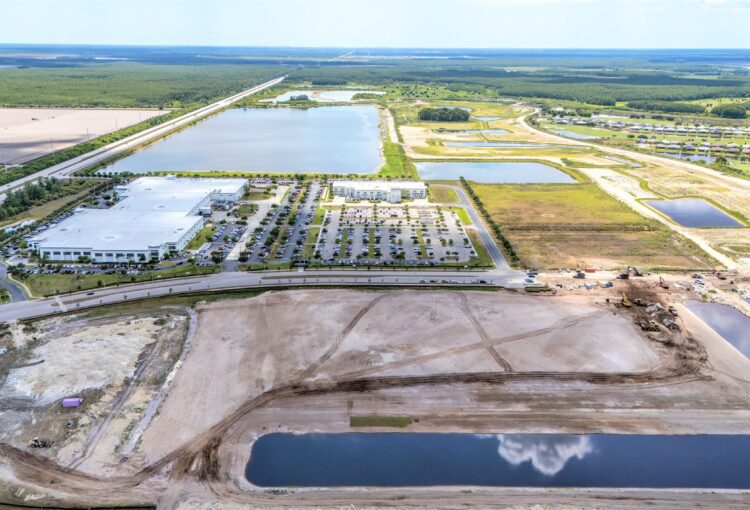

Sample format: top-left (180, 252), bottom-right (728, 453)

top-left (1, 286), bottom-right (750, 508)
top-left (0, 107), bottom-right (165, 164)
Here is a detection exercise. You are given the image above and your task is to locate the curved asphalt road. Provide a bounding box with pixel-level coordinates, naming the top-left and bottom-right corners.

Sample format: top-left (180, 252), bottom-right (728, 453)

top-left (0, 262), bottom-right (26, 302)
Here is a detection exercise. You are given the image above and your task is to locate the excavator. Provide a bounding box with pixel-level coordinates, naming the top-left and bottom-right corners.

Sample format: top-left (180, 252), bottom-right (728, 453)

top-left (659, 276), bottom-right (669, 289)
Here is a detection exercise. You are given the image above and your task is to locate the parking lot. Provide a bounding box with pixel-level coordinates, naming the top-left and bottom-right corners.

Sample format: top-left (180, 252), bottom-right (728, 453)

top-left (315, 204), bottom-right (477, 266)
top-left (245, 181), bottom-right (322, 265)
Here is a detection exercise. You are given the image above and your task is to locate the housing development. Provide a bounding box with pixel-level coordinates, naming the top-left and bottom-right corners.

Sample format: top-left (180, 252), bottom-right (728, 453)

top-left (0, 31), bottom-right (750, 510)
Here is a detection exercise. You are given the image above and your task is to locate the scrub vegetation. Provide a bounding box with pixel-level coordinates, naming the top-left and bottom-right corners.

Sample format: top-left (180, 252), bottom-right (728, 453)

top-left (471, 181), bottom-right (713, 270)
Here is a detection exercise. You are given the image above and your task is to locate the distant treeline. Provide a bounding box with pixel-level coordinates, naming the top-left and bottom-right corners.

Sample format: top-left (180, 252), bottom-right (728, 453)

top-left (712, 103), bottom-right (749, 118)
top-left (292, 63), bottom-right (750, 106)
top-left (627, 100), bottom-right (706, 114)
top-left (418, 107), bottom-right (470, 122)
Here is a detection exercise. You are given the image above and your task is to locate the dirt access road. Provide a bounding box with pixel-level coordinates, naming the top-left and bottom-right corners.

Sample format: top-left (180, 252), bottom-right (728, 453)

top-left (2, 287), bottom-right (750, 508)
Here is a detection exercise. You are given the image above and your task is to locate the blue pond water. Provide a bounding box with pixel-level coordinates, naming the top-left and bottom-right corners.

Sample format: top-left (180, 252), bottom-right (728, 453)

top-left (685, 301), bottom-right (750, 357)
top-left (473, 116), bottom-right (501, 121)
top-left (416, 161), bottom-right (576, 184)
top-left (662, 153), bottom-right (717, 164)
top-left (444, 141), bottom-right (559, 148)
top-left (102, 106), bottom-right (382, 174)
top-left (246, 433), bottom-right (750, 488)
top-left (551, 129), bottom-right (601, 140)
top-left (461, 129), bottom-right (509, 135)
top-left (645, 199), bottom-right (743, 228)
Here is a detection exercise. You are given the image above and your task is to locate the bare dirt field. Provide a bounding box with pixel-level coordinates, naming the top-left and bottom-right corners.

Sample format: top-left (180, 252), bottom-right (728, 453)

top-left (1, 286), bottom-right (750, 508)
top-left (0, 107), bottom-right (165, 164)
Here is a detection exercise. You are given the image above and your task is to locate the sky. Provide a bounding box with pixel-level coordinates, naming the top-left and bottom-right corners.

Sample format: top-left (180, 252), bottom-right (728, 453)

top-left (2, 0), bottom-right (750, 49)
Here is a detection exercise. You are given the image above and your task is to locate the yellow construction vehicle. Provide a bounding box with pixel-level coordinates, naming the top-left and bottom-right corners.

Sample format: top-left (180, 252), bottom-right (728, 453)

top-left (622, 293), bottom-right (632, 307)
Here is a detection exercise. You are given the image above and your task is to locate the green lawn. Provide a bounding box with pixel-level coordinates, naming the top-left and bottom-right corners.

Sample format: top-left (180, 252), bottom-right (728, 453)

top-left (303, 227), bottom-right (320, 258)
top-left (467, 230), bottom-right (494, 267)
top-left (20, 264), bottom-right (218, 297)
top-left (449, 206), bottom-right (473, 226)
top-left (379, 140), bottom-right (418, 178)
top-left (350, 415), bottom-right (413, 428)
top-left (243, 190), bottom-right (271, 200)
top-left (186, 226), bottom-right (216, 250)
top-left (430, 185), bottom-right (460, 203)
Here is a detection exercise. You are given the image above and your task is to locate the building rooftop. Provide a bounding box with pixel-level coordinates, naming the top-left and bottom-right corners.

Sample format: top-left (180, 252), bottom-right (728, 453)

top-left (332, 180), bottom-right (426, 191)
top-left (33, 210), bottom-right (202, 251)
top-left (33, 176), bottom-right (247, 252)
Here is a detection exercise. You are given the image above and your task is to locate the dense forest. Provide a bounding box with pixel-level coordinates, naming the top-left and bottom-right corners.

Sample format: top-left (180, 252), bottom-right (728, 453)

top-left (0, 63), bottom-right (280, 108)
top-left (626, 100), bottom-right (706, 114)
top-left (712, 103), bottom-right (749, 118)
top-left (418, 107), bottom-right (471, 122)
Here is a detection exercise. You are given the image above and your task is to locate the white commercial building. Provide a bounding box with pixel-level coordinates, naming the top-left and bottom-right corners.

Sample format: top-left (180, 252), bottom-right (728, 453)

top-left (31, 176), bottom-right (247, 263)
top-left (332, 180), bottom-right (427, 203)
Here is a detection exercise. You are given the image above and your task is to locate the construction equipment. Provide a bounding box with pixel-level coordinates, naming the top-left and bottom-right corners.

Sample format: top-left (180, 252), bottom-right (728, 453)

top-left (639, 320), bottom-right (660, 332)
top-left (659, 276), bottom-right (669, 289)
top-left (573, 271), bottom-right (586, 279)
top-left (633, 298), bottom-right (648, 307)
top-left (28, 437), bottom-right (52, 448)
top-left (621, 293), bottom-right (632, 308)
top-left (628, 266), bottom-right (643, 277)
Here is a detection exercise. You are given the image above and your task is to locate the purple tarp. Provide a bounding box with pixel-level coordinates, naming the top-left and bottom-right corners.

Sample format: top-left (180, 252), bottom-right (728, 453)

top-left (62, 397), bottom-right (83, 407)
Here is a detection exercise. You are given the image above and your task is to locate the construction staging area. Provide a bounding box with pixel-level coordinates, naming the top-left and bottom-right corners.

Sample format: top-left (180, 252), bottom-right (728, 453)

top-left (1, 278), bottom-right (750, 507)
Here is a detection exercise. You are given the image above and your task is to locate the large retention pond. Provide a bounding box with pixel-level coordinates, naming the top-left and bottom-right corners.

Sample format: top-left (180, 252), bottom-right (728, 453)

top-left (416, 161), bottom-right (576, 184)
top-left (246, 433), bottom-right (750, 488)
top-left (685, 301), bottom-right (750, 357)
top-left (645, 198), bottom-right (743, 228)
top-left (102, 106), bottom-right (382, 174)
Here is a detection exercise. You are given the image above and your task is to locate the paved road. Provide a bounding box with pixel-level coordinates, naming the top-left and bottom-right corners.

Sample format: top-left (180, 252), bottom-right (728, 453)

top-left (0, 262), bottom-right (27, 302)
top-left (0, 76), bottom-right (286, 201)
top-left (433, 184), bottom-right (509, 270)
top-left (0, 267), bottom-right (524, 323)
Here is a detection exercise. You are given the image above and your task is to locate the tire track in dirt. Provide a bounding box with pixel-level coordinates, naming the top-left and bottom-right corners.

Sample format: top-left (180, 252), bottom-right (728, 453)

top-left (455, 292), bottom-right (513, 371)
top-left (297, 292), bottom-right (393, 381)
top-left (334, 310), bottom-right (607, 380)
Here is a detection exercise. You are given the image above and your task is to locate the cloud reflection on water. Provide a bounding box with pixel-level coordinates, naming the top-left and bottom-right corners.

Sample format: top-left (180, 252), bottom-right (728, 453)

top-left (492, 434), bottom-right (593, 476)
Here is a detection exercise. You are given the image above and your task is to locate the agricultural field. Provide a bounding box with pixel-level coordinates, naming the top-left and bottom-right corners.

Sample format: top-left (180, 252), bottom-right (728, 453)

top-left (0, 107), bottom-right (166, 165)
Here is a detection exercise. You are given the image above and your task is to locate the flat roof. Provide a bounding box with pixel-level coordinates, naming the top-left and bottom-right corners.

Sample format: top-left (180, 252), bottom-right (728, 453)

top-left (33, 176), bottom-right (247, 252)
top-left (33, 210), bottom-right (202, 251)
top-left (332, 180), bottom-right (426, 191)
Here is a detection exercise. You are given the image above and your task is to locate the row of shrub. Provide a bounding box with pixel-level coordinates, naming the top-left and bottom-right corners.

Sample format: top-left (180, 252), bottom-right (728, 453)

top-left (460, 177), bottom-right (520, 266)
